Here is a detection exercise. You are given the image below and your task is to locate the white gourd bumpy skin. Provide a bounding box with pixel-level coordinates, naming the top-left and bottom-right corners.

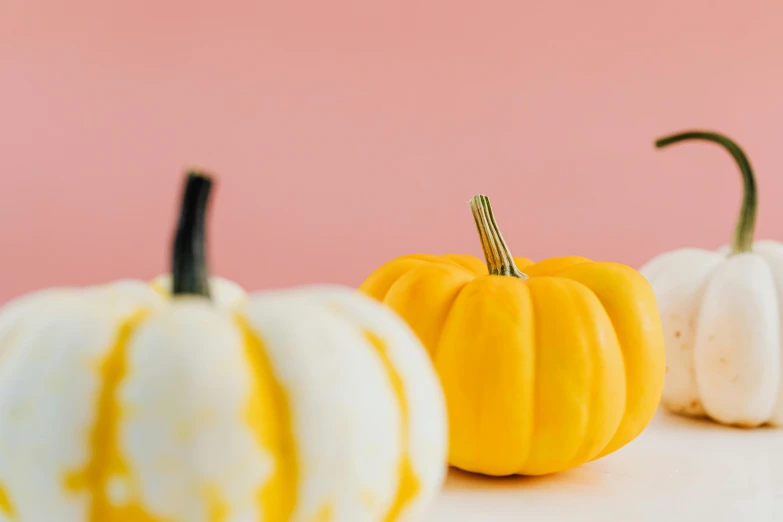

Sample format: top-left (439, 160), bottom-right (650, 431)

top-left (0, 173), bottom-right (447, 522)
top-left (640, 131), bottom-right (783, 428)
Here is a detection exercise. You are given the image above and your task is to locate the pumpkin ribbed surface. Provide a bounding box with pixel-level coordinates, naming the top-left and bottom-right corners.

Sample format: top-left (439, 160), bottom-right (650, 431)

top-left (0, 282), bottom-right (446, 522)
top-left (361, 254), bottom-right (665, 476)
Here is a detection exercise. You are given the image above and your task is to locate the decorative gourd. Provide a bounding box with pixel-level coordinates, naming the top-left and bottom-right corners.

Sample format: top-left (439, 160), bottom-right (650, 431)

top-left (640, 130), bottom-right (783, 428)
top-left (0, 173), bottom-right (447, 522)
top-left (359, 195), bottom-right (665, 476)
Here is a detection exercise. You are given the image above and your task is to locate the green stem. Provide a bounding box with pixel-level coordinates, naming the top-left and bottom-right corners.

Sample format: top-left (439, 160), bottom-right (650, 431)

top-left (172, 172), bottom-right (213, 297)
top-left (469, 195), bottom-right (528, 279)
top-left (655, 130), bottom-right (757, 254)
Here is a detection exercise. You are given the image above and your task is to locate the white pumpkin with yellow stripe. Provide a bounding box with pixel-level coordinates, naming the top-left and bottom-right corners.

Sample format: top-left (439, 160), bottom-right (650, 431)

top-left (0, 173), bottom-right (447, 522)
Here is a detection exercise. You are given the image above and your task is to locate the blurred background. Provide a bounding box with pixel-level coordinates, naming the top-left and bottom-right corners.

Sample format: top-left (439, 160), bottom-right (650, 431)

top-left (2, 1), bottom-right (782, 303)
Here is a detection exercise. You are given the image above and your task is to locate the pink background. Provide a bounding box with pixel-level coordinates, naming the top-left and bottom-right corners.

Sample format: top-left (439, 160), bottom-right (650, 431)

top-left (2, 1), bottom-right (783, 303)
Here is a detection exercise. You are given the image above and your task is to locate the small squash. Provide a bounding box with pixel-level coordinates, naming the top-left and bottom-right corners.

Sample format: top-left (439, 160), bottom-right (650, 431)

top-left (360, 195), bottom-right (665, 476)
top-left (0, 173), bottom-right (447, 522)
top-left (640, 130), bottom-right (783, 428)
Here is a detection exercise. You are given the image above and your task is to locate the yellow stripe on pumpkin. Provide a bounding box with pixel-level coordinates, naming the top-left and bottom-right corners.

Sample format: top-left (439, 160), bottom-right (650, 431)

top-left (149, 280), bottom-right (168, 299)
top-left (65, 309), bottom-right (166, 521)
top-left (364, 331), bottom-right (420, 522)
top-left (204, 484), bottom-right (228, 522)
top-left (236, 316), bottom-right (298, 522)
top-left (0, 482), bottom-right (14, 518)
top-left (314, 503), bottom-right (334, 522)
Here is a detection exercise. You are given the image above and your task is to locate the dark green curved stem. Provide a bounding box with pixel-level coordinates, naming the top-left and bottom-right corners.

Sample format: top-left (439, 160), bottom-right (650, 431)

top-left (469, 195), bottom-right (528, 279)
top-left (655, 130), bottom-right (757, 254)
top-left (172, 172), bottom-right (213, 297)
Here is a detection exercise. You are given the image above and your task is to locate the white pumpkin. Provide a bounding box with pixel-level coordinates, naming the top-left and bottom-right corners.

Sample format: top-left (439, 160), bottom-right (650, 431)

top-left (0, 173), bottom-right (447, 522)
top-left (640, 130), bottom-right (783, 428)
top-left (151, 273), bottom-right (246, 309)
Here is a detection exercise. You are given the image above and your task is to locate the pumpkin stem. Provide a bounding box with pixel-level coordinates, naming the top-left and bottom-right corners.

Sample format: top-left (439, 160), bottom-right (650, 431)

top-left (655, 130), bottom-right (757, 254)
top-left (469, 195), bottom-right (528, 279)
top-left (172, 171), bottom-right (213, 297)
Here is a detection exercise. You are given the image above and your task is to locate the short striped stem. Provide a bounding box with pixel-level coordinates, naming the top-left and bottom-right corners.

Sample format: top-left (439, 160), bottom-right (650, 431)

top-left (469, 194), bottom-right (528, 279)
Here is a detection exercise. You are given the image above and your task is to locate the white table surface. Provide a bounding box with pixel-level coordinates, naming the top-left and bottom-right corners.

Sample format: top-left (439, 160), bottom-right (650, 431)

top-left (430, 410), bottom-right (783, 521)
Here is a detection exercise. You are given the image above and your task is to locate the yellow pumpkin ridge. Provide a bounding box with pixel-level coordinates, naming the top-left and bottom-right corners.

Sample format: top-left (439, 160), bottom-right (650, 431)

top-left (555, 261), bottom-right (663, 458)
top-left (204, 485), bottom-right (228, 522)
top-left (148, 280), bottom-right (172, 301)
top-left (364, 331), bottom-right (420, 522)
top-left (0, 325), bottom-right (22, 370)
top-left (314, 504), bottom-right (334, 522)
top-left (65, 309), bottom-right (167, 522)
top-left (235, 316), bottom-right (298, 522)
top-left (0, 482), bottom-right (14, 518)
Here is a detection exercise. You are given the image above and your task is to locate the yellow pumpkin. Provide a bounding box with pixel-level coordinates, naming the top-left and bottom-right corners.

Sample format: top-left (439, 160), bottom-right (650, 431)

top-left (360, 195), bottom-right (666, 476)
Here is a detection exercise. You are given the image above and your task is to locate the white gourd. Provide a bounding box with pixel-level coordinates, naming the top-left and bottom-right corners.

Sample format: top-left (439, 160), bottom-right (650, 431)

top-left (641, 131), bottom-right (783, 428)
top-left (0, 173), bottom-right (447, 522)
